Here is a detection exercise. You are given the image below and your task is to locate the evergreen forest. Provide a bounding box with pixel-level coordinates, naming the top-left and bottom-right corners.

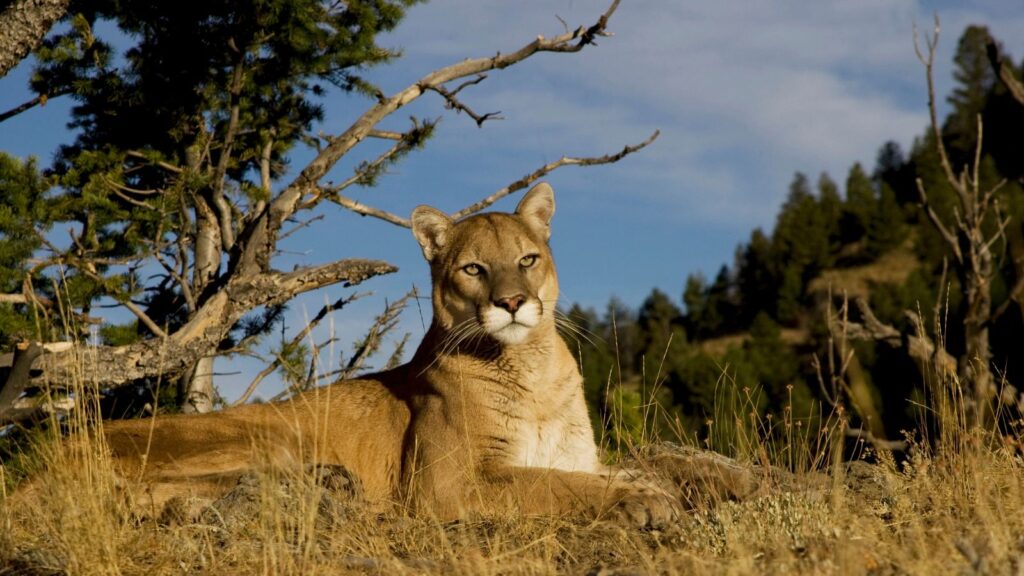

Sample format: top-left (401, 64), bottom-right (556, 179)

top-left (565, 24), bottom-right (1024, 451)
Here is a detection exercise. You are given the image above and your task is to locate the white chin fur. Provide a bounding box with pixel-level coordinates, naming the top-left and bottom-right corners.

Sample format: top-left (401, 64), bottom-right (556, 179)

top-left (481, 301), bottom-right (540, 345)
top-left (491, 323), bottom-right (532, 344)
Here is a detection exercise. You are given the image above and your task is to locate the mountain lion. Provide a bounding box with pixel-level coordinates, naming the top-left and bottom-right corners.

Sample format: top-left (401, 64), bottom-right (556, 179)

top-left (100, 182), bottom-right (680, 528)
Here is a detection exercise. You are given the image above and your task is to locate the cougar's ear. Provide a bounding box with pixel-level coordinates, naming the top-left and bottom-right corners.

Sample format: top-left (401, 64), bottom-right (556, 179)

top-left (515, 182), bottom-right (555, 241)
top-left (411, 205), bottom-right (454, 262)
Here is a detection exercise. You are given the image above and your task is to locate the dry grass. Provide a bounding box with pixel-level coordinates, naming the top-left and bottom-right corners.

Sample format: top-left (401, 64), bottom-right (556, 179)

top-left (3, 357), bottom-right (1023, 575)
top-left (697, 328), bottom-right (808, 357)
top-left (807, 239), bottom-right (920, 300)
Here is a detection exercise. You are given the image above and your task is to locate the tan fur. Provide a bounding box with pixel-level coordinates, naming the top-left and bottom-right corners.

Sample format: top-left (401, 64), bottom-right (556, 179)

top-left (101, 183), bottom-right (679, 527)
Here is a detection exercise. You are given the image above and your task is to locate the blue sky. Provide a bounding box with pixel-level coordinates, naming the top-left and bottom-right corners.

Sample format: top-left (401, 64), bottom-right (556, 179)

top-left (2, 1), bottom-right (1023, 400)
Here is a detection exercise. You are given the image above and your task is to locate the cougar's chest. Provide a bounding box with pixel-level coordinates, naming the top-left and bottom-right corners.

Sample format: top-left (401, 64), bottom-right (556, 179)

top-left (511, 414), bottom-right (599, 472)
top-left (501, 373), bottom-right (599, 472)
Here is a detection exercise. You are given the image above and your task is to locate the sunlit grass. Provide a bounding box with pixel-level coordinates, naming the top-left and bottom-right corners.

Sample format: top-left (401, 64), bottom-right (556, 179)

top-left (2, 329), bottom-right (1023, 574)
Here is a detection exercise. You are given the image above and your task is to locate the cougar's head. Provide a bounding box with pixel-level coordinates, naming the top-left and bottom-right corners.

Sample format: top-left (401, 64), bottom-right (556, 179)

top-left (411, 182), bottom-right (559, 346)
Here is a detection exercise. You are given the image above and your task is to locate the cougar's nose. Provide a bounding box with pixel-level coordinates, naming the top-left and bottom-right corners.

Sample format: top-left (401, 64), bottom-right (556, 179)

top-left (494, 294), bottom-right (526, 313)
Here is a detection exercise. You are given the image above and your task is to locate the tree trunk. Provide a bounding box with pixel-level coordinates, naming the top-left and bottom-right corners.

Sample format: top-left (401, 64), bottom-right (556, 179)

top-left (0, 0), bottom-right (69, 78)
top-left (962, 247), bottom-right (996, 426)
top-left (181, 356), bottom-right (215, 413)
top-left (180, 193), bottom-right (222, 413)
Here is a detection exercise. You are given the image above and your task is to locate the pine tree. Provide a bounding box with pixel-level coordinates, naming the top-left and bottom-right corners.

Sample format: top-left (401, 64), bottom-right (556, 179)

top-left (735, 228), bottom-right (775, 324)
top-left (683, 272), bottom-right (708, 338)
top-left (771, 173), bottom-right (832, 323)
top-left (865, 182), bottom-right (906, 258)
top-left (0, 154), bottom-right (54, 346)
top-left (635, 288), bottom-right (685, 375)
top-left (945, 25), bottom-right (995, 164)
top-left (0, 1), bottom-right (638, 420)
top-left (817, 172), bottom-right (843, 256)
top-left (742, 312), bottom-right (808, 414)
top-left (18, 0), bottom-right (423, 411)
top-left (873, 141), bottom-right (916, 206)
top-left (706, 265), bottom-right (738, 335)
top-left (840, 162), bottom-right (876, 247)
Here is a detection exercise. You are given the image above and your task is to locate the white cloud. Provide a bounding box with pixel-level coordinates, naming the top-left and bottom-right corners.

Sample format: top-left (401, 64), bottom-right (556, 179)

top-left (371, 0), bottom-right (1024, 230)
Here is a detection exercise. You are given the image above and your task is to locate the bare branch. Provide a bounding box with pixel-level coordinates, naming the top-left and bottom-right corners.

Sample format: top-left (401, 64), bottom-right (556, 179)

top-left (324, 193), bottom-right (410, 227)
top-left (212, 55), bottom-right (246, 193)
top-left (232, 292), bottom-right (366, 406)
top-left (314, 118), bottom-right (438, 208)
top-left (121, 299), bottom-right (168, 339)
top-left (271, 2), bottom-right (624, 235)
top-left (915, 177), bottom-right (962, 262)
top-left (67, 262), bottom-right (169, 338)
top-left (339, 290), bottom-right (414, 379)
top-left (992, 273), bottom-right (1024, 326)
top-left (0, 89), bottom-right (71, 123)
top-left (265, 260), bottom-right (396, 306)
top-left (322, 130), bottom-right (658, 229)
top-left (578, 0), bottom-right (621, 46)
top-left (0, 294), bottom-right (32, 304)
top-left (983, 212), bottom-right (1011, 255)
top-left (452, 130), bottom-right (660, 220)
top-left (426, 81), bottom-right (503, 127)
top-left (448, 74), bottom-right (488, 98)
top-left (914, 15), bottom-right (968, 203)
top-left (153, 248), bottom-right (195, 311)
top-left (840, 297), bottom-right (957, 378)
top-left (108, 182), bottom-right (161, 210)
top-left (125, 150), bottom-right (184, 174)
top-left (845, 427), bottom-right (908, 452)
top-left (366, 129), bottom-right (404, 141)
top-left (846, 297), bottom-right (901, 345)
top-left (259, 135), bottom-right (273, 188)
top-left (278, 214), bottom-right (325, 243)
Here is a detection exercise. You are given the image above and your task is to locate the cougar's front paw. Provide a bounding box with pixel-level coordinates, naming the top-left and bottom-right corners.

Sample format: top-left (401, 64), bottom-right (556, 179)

top-left (609, 483), bottom-right (681, 530)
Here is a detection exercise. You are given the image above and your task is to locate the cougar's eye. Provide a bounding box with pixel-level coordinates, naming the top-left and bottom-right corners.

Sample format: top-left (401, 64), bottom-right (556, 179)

top-left (519, 254), bottom-right (538, 268)
top-left (462, 263), bottom-right (483, 276)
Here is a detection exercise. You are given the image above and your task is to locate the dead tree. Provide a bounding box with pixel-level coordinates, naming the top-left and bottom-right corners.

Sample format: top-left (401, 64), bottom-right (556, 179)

top-left (0, 1), bottom-right (659, 423)
top-left (911, 16), bottom-right (1014, 425)
top-left (828, 19), bottom-right (1024, 430)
